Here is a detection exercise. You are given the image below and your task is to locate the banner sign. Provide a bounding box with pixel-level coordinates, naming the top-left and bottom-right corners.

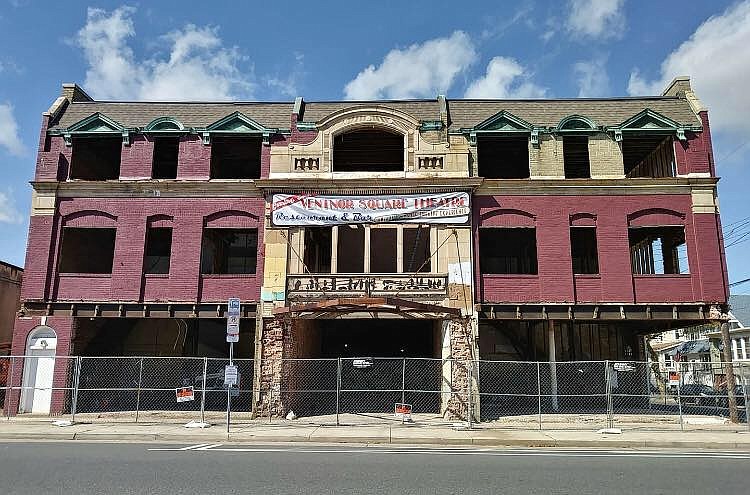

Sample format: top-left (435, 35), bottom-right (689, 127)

top-left (176, 386), bottom-right (195, 403)
top-left (271, 192), bottom-right (470, 226)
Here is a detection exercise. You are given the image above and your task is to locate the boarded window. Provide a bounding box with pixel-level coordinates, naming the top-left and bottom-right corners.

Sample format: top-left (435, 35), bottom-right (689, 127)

top-left (333, 130), bottom-right (403, 172)
top-left (143, 227), bottom-right (172, 274)
top-left (59, 227), bottom-right (116, 274)
top-left (629, 226), bottom-right (688, 274)
top-left (303, 227), bottom-right (332, 273)
top-left (200, 229), bottom-right (258, 274)
top-left (571, 227), bottom-right (599, 274)
top-left (70, 137), bottom-right (121, 180)
top-left (479, 228), bottom-right (538, 274)
top-left (403, 226), bottom-right (431, 273)
top-left (370, 228), bottom-right (397, 273)
top-left (151, 137), bottom-right (179, 179)
top-left (478, 135), bottom-right (530, 178)
top-left (337, 225), bottom-right (365, 273)
top-left (623, 135), bottom-right (675, 178)
top-left (210, 136), bottom-right (261, 179)
top-left (563, 136), bottom-right (590, 179)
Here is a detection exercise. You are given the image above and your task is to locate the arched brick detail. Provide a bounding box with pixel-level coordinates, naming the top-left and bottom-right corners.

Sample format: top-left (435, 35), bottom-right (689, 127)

top-left (627, 208), bottom-right (685, 227)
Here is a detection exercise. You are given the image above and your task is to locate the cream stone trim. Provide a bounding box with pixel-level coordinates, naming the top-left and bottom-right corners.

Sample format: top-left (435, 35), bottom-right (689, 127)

top-left (30, 189), bottom-right (57, 216)
top-left (691, 186), bottom-right (719, 214)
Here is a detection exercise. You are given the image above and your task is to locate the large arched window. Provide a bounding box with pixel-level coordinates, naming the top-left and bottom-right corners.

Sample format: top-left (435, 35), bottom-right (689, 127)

top-left (332, 129), bottom-right (404, 172)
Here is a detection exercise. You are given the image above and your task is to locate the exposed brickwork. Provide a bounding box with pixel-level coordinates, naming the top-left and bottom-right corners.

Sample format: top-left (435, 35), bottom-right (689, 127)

top-left (474, 194), bottom-right (726, 304)
top-left (443, 320), bottom-right (475, 421)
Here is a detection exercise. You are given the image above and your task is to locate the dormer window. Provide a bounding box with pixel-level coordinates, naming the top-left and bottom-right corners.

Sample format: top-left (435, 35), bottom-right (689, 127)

top-left (70, 137), bottom-right (121, 180)
top-left (151, 137), bottom-right (179, 179)
top-left (563, 136), bottom-right (591, 179)
top-left (333, 129), bottom-right (403, 172)
top-left (210, 136), bottom-right (262, 179)
top-left (478, 135), bottom-right (530, 179)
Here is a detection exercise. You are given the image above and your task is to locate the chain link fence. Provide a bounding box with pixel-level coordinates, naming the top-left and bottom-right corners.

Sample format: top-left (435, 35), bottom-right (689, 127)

top-left (2, 355), bottom-right (748, 431)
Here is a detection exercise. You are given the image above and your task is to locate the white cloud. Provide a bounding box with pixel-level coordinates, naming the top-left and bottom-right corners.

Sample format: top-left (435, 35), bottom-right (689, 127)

top-left (566, 0), bottom-right (626, 40)
top-left (573, 57), bottom-right (610, 97)
top-left (0, 190), bottom-right (23, 224)
top-left (343, 31), bottom-right (476, 100)
top-left (0, 103), bottom-right (25, 156)
top-left (627, 1), bottom-right (750, 136)
top-left (76, 6), bottom-right (254, 100)
top-left (464, 57), bottom-right (547, 99)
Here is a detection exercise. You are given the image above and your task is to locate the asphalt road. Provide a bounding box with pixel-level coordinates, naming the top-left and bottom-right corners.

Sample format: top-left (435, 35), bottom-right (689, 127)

top-left (0, 442), bottom-right (748, 494)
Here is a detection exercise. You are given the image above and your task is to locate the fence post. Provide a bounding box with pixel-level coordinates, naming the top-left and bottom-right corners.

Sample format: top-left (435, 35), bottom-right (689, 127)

top-left (537, 361), bottom-right (542, 431)
top-left (135, 357), bottom-right (144, 423)
top-left (676, 365), bottom-right (684, 431)
top-left (5, 357), bottom-right (14, 420)
top-left (71, 356), bottom-right (81, 423)
top-left (201, 357), bottom-right (208, 424)
top-left (467, 360), bottom-right (473, 429)
top-left (742, 363), bottom-right (749, 431)
top-left (605, 360), bottom-right (613, 429)
top-left (401, 358), bottom-right (406, 425)
top-left (336, 357), bottom-right (342, 427)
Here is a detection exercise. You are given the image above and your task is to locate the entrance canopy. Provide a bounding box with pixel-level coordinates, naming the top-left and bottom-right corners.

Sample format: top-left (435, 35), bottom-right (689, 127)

top-left (274, 297), bottom-right (462, 319)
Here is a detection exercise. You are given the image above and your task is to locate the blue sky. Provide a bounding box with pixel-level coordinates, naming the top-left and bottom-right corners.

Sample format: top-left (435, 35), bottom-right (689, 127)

top-left (1, 0), bottom-right (749, 291)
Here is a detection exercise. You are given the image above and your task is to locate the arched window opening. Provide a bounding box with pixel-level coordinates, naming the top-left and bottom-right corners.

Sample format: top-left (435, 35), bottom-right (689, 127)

top-left (333, 129), bottom-right (404, 172)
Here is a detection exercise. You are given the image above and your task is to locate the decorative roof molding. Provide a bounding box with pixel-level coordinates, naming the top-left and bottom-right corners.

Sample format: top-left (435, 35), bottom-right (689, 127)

top-left (143, 117), bottom-right (187, 133)
top-left (608, 108), bottom-right (701, 142)
top-left (474, 110), bottom-right (534, 132)
top-left (316, 106), bottom-right (420, 134)
top-left (555, 114), bottom-right (599, 133)
top-left (200, 111), bottom-right (280, 145)
top-left (49, 112), bottom-right (133, 146)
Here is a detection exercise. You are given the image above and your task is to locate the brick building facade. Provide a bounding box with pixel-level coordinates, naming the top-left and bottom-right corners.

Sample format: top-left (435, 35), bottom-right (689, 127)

top-left (9, 77), bottom-right (729, 417)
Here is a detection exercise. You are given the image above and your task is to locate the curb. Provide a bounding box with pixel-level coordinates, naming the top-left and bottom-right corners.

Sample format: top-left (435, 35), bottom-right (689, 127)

top-left (1, 432), bottom-right (750, 450)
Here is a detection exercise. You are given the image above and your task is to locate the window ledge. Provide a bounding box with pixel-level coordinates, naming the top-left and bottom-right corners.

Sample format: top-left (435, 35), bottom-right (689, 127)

top-left (573, 274), bottom-right (601, 279)
top-left (58, 272), bottom-right (112, 278)
top-left (201, 273), bottom-right (257, 278)
top-left (143, 273), bottom-right (170, 279)
top-left (633, 273), bottom-right (691, 278)
top-left (482, 274), bottom-right (539, 278)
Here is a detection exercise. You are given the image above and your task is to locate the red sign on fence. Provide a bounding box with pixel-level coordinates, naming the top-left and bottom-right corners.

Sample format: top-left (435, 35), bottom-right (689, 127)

top-left (176, 386), bottom-right (195, 403)
top-left (394, 403), bottom-right (412, 419)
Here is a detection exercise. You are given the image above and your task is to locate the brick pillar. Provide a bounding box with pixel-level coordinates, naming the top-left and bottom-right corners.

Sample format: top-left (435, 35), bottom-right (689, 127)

top-left (443, 319), bottom-right (476, 421)
top-left (255, 317), bottom-right (287, 417)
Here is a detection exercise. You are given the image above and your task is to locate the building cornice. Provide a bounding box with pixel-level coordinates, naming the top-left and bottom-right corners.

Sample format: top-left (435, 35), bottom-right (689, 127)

top-left (475, 177), bottom-right (718, 196)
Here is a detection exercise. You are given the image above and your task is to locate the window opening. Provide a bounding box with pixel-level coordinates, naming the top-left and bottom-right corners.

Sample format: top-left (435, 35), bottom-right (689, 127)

top-left (143, 227), bottom-right (172, 274)
top-left (571, 227), bottom-right (599, 274)
top-left (403, 226), bottom-right (431, 273)
top-left (563, 136), bottom-right (590, 179)
top-left (629, 226), bottom-right (688, 274)
top-left (59, 227), bottom-right (116, 274)
top-left (303, 227), bottom-right (332, 273)
top-left (210, 136), bottom-right (261, 179)
top-left (370, 228), bottom-right (397, 273)
top-left (151, 137), bottom-right (179, 179)
top-left (200, 228), bottom-right (258, 274)
top-left (478, 135), bottom-right (530, 178)
top-left (70, 137), bottom-right (121, 180)
top-left (332, 130), bottom-right (403, 172)
top-left (479, 228), bottom-right (538, 274)
top-left (337, 225), bottom-right (365, 273)
top-left (623, 135), bottom-right (675, 178)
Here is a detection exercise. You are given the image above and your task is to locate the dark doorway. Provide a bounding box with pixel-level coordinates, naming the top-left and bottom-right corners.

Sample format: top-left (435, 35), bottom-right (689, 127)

top-left (320, 319), bottom-right (435, 358)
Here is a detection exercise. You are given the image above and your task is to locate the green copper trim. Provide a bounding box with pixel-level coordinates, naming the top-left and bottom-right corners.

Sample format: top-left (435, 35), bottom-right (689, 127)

top-left (143, 117), bottom-right (187, 133)
top-left (419, 121), bottom-right (443, 131)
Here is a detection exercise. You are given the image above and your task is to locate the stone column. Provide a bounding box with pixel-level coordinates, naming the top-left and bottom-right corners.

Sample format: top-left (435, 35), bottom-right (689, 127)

top-left (443, 319), bottom-right (478, 422)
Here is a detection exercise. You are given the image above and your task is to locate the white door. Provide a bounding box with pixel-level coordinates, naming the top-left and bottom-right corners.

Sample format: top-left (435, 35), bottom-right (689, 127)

top-left (20, 351), bottom-right (56, 414)
top-left (19, 326), bottom-right (58, 415)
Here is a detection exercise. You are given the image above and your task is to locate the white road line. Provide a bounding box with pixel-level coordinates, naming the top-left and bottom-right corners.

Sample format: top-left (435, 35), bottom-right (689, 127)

top-left (150, 443), bottom-right (218, 452)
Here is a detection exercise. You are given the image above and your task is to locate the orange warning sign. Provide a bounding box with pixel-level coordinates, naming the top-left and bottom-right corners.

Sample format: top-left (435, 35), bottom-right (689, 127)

top-left (176, 386), bottom-right (195, 403)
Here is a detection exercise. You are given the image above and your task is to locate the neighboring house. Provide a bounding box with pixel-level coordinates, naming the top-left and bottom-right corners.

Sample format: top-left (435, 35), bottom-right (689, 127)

top-left (9, 77), bottom-right (730, 417)
top-left (0, 261), bottom-right (23, 355)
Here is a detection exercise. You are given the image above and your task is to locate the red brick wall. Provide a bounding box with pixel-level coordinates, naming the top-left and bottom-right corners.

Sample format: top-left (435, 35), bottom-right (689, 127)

top-left (674, 112), bottom-right (715, 176)
top-left (24, 197), bottom-right (266, 303)
top-left (474, 194), bottom-right (727, 305)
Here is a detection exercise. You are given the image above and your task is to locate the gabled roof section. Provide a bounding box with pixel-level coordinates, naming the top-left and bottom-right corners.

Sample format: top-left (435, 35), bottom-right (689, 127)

top-left (64, 112), bottom-right (126, 133)
top-left (205, 111), bottom-right (271, 133)
top-left (729, 295), bottom-right (750, 328)
top-left (619, 108), bottom-right (683, 131)
top-left (50, 112), bottom-right (132, 146)
top-left (474, 110), bottom-right (533, 132)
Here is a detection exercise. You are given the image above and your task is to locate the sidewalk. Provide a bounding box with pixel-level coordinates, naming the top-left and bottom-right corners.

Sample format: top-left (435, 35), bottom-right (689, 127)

top-left (1, 420), bottom-right (749, 449)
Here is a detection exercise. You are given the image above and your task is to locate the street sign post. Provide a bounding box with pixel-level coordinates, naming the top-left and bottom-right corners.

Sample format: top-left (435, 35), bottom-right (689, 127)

top-left (226, 297), bottom-right (240, 432)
